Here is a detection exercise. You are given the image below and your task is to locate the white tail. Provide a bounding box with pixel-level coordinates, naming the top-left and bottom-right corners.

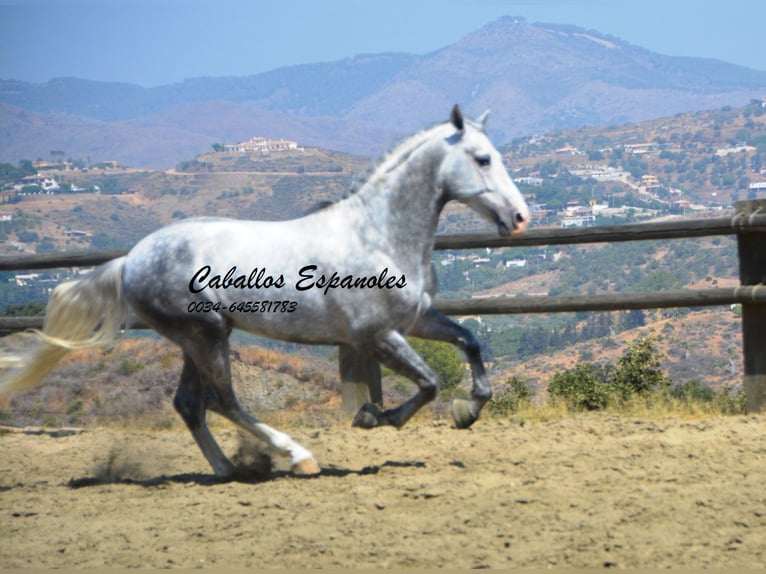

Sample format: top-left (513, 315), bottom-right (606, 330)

top-left (0, 257), bottom-right (127, 396)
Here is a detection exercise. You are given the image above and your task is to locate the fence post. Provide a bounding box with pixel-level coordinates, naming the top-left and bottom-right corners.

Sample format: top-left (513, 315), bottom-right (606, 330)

top-left (736, 200), bottom-right (766, 413)
top-left (338, 345), bottom-right (382, 416)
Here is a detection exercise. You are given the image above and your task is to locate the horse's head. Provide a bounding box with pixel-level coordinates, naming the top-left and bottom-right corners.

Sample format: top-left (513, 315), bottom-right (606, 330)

top-left (438, 105), bottom-right (529, 236)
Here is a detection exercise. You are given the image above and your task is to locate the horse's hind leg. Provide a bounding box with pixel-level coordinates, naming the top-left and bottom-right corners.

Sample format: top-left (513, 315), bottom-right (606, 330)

top-left (407, 307), bottom-right (491, 429)
top-left (174, 354), bottom-right (236, 477)
top-left (186, 335), bottom-right (320, 476)
top-left (217, 407), bottom-right (319, 476)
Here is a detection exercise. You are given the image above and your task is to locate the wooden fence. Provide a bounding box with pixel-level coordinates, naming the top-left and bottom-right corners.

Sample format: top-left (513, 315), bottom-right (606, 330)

top-left (2, 200), bottom-right (765, 412)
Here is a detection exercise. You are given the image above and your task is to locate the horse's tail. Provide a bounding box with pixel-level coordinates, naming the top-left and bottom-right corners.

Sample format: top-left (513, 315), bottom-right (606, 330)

top-left (0, 257), bottom-right (127, 397)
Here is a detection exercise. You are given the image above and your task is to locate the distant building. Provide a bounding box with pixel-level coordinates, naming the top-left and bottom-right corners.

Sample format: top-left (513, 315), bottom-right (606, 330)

top-left (561, 215), bottom-right (595, 228)
top-left (749, 181), bottom-right (766, 198)
top-left (504, 259), bottom-right (527, 268)
top-left (570, 165), bottom-right (628, 183)
top-left (623, 142), bottom-right (657, 155)
top-left (716, 145), bottom-right (755, 157)
top-left (13, 273), bottom-right (41, 287)
top-left (16, 175), bottom-right (60, 193)
top-left (515, 176), bottom-right (543, 187)
top-left (555, 145), bottom-right (583, 156)
top-left (641, 174), bottom-right (660, 188)
top-left (32, 160), bottom-right (72, 171)
top-left (224, 137), bottom-right (300, 153)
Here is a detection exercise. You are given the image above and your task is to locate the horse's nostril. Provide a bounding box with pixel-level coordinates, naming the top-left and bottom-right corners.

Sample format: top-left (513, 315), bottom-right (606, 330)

top-left (515, 212), bottom-right (526, 223)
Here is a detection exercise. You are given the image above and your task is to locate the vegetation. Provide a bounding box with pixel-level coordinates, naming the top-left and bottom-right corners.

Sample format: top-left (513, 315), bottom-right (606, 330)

top-left (488, 335), bottom-right (746, 420)
top-left (487, 376), bottom-right (533, 416)
top-left (503, 99), bottom-right (766, 215)
top-left (3, 332), bottom-right (746, 429)
top-left (1, 102), bottom-right (759, 426)
top-left (548, 336), bottom-right (670, 410)
top-left (0, 160), bottom-right (36, 186)
top-left (408, 338), bottom-right (466, 391)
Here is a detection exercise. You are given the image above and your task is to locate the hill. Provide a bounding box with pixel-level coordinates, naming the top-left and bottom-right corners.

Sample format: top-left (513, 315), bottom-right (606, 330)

top-left (0, 102), bottom-right (396, 168)
top-left (1, 17), bottom-right (765, 167)
top-left (1, 102), bottom-right (761, 415)
top-left (0, 146), bottom-right (369, 259)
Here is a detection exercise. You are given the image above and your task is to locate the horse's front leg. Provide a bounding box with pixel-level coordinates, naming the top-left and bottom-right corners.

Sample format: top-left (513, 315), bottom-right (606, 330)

top-left (352, 330), bottom-right (437, 429)
top-left (407, 307), bottom-right (491, 429)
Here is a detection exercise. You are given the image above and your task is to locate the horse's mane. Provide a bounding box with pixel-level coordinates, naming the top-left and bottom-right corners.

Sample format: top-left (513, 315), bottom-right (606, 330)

top-left (306, 121), bottom-right (449, 214)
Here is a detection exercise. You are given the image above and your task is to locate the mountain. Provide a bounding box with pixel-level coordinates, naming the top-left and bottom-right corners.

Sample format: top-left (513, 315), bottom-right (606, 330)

top-left (345, 18), bottom-right (766, 136)
top-left (0, 102), bottom-right (398, 168)
top-left (0, 53), bottom-right (418, 121)
top-left (2, 17), bottom-right (765, 167)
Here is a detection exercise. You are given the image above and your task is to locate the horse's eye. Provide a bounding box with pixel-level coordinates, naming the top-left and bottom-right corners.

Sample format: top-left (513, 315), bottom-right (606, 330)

top-left (475, 155), bottom-right (491, 168)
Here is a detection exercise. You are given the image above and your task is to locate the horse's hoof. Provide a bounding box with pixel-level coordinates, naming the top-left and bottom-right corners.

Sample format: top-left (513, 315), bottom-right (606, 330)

top-left (452, 399), bottom-right (478, 429)
top-left (352, 402), bottom-right (385, 429)
top-left (292, 458), bottom-right (321, 476)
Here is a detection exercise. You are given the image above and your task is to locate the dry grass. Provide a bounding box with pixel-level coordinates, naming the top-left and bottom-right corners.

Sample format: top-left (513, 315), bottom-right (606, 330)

top-left (486, 389), bottom-right (747, 427)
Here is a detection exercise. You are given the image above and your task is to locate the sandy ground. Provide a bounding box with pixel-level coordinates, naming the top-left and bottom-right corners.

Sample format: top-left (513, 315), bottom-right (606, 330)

top-left (2, 413), bottom-right (765, 569)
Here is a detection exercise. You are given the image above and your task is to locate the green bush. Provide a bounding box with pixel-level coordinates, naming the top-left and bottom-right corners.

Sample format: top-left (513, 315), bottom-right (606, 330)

top-left (487, 376), bottom-right (533, 416)
top-left (408, 338), bottom-right (466, 391)
top-left (671, 379), bottom-right (715, 402)
top-left (548, 362), bottom-right (614, 410)
top-left (614, 335), bottom-right (670, 397)
top-left (671, 380), bottom-right (747, 415)
top-left (117, 358), bottom-right (144, 377)
top-left (548, 335), bottom-right (670, 411)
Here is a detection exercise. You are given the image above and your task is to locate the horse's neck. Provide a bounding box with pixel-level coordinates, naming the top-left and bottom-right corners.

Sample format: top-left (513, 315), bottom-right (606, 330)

top-left (349, 135), bottom-right (447, 269)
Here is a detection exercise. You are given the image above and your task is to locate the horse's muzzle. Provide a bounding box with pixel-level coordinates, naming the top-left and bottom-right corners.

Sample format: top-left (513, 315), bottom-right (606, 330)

top-left (497, 211), bottom-right (528, 237)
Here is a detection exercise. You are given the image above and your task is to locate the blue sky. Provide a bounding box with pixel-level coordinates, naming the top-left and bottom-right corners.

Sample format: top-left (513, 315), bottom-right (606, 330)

top-left (0, 0), bottom-right (763, 87)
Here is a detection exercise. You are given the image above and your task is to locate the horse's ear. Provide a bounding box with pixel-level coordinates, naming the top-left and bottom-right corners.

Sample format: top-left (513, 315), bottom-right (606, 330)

top-left (477, 109), bottom-right (490, 130)
top-left (450, 105), bottom-right (464, 132)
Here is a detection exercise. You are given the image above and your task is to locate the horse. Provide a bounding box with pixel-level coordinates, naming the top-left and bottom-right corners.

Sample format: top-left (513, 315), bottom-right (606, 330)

top-left (0, 105), bottom-right (529, 478)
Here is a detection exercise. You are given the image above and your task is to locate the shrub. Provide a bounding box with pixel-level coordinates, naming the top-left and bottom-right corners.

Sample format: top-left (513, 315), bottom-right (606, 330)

top-left (548, 362), bottom-right (614, 410)
top-left (487, 376), bottom-right (533, 416)
top-left (67, 399), bottom-right (84, 424)
top-left (671, 379), bottom-right (715, 402)
top-left (614, 335), bottom-right (670, 397)
top-left (117, 358), bottom-right (143, 377)
top-left (547, 335), bottom-right (672, 411)
top-left (713, 386), bottom-right (747, 415)
top-left (671, 380), bottom-right (746, 415)
top-left (408, 338), bottom-right (466, 391)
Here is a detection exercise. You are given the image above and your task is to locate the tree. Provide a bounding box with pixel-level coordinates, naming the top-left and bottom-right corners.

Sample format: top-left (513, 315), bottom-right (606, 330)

top-left (614, 335), bottom-right (670, 396)
top-left (548, 362), bottom-right (613, 410)
top-left (408, 338), bottom-right (466, 391)
top-left (547, 335), bottom-right (670, 410)
top-left (17, 230), bottom-right (39, 243)
top-left (620, 309), bottom-right (646, 330)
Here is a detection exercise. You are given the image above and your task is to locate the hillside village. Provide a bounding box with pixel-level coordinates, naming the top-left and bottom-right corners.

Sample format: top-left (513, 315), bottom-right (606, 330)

top-left (0, 101), bottom-right (764, 406)
top-left (3, 99), bottom-right (766, 224)
top-left (502, 99), bottom-right (766, 228)
top-left (1, 101), bottom-right (766, 300)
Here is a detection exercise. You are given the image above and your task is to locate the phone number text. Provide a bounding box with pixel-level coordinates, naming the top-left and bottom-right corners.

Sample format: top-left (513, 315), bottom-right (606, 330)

top-left (187, 301), bottom-right (298, 313)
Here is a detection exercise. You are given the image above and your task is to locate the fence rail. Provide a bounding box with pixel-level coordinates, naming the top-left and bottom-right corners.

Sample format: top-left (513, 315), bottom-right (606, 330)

top-left (2, 200), bottom-right (765, 412)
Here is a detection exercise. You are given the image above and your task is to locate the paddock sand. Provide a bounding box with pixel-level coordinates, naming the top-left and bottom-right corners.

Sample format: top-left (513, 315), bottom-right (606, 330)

top-left (2, 413), bottom-right (765, 569)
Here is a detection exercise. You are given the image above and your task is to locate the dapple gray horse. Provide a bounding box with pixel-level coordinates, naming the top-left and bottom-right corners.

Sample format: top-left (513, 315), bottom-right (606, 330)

top-left (0, 106), bottom-right (528, 477)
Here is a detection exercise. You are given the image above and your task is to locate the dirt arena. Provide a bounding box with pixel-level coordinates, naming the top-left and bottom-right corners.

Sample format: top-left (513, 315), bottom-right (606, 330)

top-left (2, 413), bottom-right (765, 569)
